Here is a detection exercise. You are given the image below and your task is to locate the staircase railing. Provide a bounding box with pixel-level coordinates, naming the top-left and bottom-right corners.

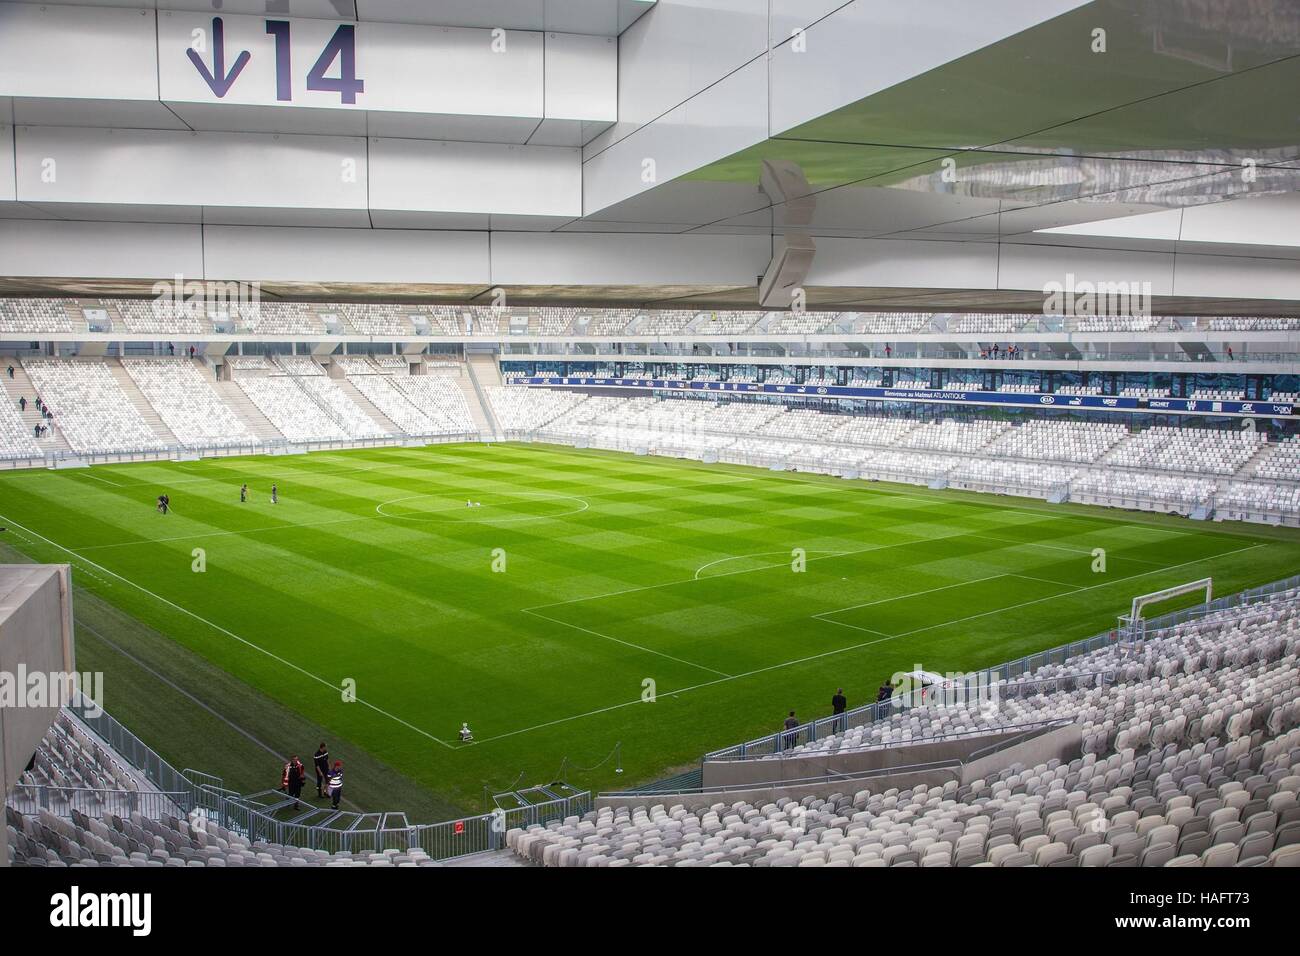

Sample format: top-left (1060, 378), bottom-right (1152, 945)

top-left (464, 359), bottom-right (501, 440)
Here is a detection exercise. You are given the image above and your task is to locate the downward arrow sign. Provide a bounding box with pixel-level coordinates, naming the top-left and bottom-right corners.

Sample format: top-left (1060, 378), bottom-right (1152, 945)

top-left (187, 17), bottom-right (251, 98)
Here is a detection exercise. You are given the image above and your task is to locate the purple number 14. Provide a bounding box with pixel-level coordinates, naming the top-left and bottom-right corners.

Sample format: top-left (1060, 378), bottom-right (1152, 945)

top-left (265, 21), bottom-right (365, 105)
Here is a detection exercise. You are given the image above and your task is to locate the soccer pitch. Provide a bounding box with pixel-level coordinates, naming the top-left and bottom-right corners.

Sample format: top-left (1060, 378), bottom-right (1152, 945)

top-left (2, 442), bottom-right (1298, 815)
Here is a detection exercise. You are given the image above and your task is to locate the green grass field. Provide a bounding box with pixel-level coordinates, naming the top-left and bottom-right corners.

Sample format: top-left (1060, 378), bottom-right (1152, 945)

top-left (2, 442), bottom-right (1298, 817)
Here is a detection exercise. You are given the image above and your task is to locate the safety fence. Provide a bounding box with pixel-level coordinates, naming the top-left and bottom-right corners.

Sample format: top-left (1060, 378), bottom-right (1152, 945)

top-left (8, 783), bottom-right (193, 821)
top-left (702, 574), bottom-right (1300, 763)
top-left (50, 694), bottom-right (589, 861)
top-left (0, 431), bottom-right (481, 471)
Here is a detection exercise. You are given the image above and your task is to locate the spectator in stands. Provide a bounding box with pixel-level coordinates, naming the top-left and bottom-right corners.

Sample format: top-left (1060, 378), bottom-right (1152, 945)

top-left (313, 743), bottom-right (329, 797)
top-left (327, 760), bottom-right (344, 809)
top-left (189, 345), bottom-right (196, 359)
top-left (1227, 346), bottom-right (1234, 361)
top-left (6, 364), bottom-right (12, 378)
top-left (168, 342), bottom-right (175, 356)
top-left (876, 680), bottom-right (894, 703)
top-left (782, 710), bottom-right (799, 751)
top-left (18, 396), bottom-right (25, 412)
top-left (831, 688), bottom-right (848, 732)
top-left (884, 344), bottom-right (892, 359)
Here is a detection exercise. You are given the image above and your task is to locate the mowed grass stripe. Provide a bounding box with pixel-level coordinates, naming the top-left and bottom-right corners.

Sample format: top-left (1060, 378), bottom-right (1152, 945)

top-left (1, 441), bottom-right (1297, 813)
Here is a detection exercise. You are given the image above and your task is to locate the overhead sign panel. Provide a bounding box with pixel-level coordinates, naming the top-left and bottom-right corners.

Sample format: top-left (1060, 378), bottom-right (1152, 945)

top-left (158, 12), bottom-right (544, 118)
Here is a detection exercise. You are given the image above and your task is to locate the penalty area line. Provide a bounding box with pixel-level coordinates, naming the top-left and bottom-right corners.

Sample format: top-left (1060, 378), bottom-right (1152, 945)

top-left (522, 607), bottom-right (732, 679)
top-left (0, 512), bottom-right (455, 751)
top-left (474, 540), bottom-right (1271, 747)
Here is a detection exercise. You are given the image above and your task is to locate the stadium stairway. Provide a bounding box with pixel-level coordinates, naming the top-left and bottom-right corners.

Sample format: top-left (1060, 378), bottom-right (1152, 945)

top-left (1234, 440), bottom-right (1282, 480)
top-left (335, 377), bottom-right (404, 435)
top-left (212, 378), bottom-right (287, 444)
top-left (3, 362), bottom-right (72, 456)
top-left (107, 359), bottom-right (179, 446)
top-left (461, 355), bottom-right (502, 439)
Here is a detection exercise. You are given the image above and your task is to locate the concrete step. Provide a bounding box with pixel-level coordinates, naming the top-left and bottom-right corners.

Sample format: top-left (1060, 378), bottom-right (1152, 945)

top-left (108, 359), bottom-right (179, 445)
top-left (463, 355), bottom-right (501, 438)
top-left (1234, 439), bottom-right (1277, 480)
top-left (213, 379), bottom-right (286, 443)
top-left (4, 361), bottom-right (72, 455)
top-left (334, 377), bottom-right (403, 435)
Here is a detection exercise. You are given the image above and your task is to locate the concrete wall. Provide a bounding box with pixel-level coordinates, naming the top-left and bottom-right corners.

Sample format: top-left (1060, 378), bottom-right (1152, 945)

top-left (601, 723), bottom-right (1082, 811)
top-left (959, 722), bottom-right (1082, 785)
top-left (700, 722), bottom-right (1077, 789)
top-left (0, 564), bottom-right (74, 868)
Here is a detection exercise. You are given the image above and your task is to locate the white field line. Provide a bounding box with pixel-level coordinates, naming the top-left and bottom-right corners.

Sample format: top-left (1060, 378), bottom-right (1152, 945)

top-left (6, 445), bottom-right (1272, 752)
top-left (965, 533), bottom-right (1169, 568)
top-left (74, 514), bottom-right (376, 552)
top-left (522, 517), bottom-right (1145, 615)
top-left (61, 454), bottom-right (429, 489)
top-left (77, 471), bottom-right (128, 487)
top-left (813, 573), bottom-right (1008, 617)
top-left (557, 444), bottom-right (1202, 535)
top-left (1004, 570), bottom-right (1084, 589)
top-left (0, 513), bottom-right (455, 750)
top-left (817, 543), bottom-right (1268, 642)
top-left (693, 550), bottom-right (847, 580)
top-left (77, 618), bottom-right (285, 763)
top-left (374, 491), bottom-right (590, 524)
top-left (477, 541), bottom-right (1269, 745)
top-left (522, 608), bottom-right (731, 679)
top-left (75, 494), bottom-right (590, 553)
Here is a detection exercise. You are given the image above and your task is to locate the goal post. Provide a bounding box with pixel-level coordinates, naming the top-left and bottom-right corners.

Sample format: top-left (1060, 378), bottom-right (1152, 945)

top-left (1117, 577), bottom-right (1212, 643)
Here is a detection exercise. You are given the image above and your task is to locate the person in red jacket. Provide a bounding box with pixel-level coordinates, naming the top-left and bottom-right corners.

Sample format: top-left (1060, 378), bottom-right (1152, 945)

top-left (285, 755), bottom-right (307, 810)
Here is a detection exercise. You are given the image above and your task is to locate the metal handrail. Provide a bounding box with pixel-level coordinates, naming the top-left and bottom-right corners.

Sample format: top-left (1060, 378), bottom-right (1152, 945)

top-left (963, 718), bottom-right (1075, 763)
top-left (4, 430), bottom-right (480, 472)
top-left (602, 757), bottom-right (966, 799)
top-left (8, 782), bottom-right (192, 820)
top-left (50, 693), bottom-right (589, 860)
top-left (703, 575), bottom-right (1300, 763)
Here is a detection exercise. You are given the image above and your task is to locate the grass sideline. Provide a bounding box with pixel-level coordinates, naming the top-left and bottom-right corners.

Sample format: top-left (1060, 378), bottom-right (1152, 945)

top-left (1, 441), bottom-right (1298, 815)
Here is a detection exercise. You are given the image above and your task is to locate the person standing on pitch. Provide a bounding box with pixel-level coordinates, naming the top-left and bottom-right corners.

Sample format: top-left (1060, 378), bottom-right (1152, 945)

top-left (240, 483), bottom-right (248, 503)
top-left (313, 743), bottom-right (329, 797)
top-left (271, 482), bottom-right (278, 505)
top-left (327, 761), bottom-right (344, 809)
top-left (285, 755), bottom-right (307, 811)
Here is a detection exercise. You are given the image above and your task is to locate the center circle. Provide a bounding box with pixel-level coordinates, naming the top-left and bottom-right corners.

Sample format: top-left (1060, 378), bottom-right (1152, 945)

top-left (374, 491), bottom-right (589, 523)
